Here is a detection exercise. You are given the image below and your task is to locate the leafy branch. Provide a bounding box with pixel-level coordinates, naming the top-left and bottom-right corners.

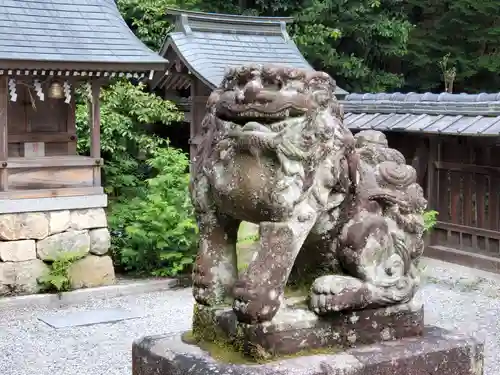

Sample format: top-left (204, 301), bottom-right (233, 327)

top-left (439, 53), bottom-right (457, 93)
top-left (38, 250), bottom-right (87, 293)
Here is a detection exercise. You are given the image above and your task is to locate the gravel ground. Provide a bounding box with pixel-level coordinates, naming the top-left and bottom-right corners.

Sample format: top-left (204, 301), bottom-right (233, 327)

top-left (420, 283), bottom-right (496, 375)
top-left (0, 260), bottom-right (498, 375)
top-left (0, 288), bottom-right (194, 375)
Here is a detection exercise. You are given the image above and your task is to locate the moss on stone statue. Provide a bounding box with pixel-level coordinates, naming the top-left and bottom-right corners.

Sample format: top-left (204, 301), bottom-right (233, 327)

top-left (192, 304), bottom-right (223, 342)
top-left (190, 304), bottom-right (249, 363)
top-left (182, 330), bottom-right (255, 364)
top-left (285, 284), bottom-right (310, 298)
top-left (187, 304), bottom-right (340, 364)
top-left (182, 329), bottom-right (340, 364)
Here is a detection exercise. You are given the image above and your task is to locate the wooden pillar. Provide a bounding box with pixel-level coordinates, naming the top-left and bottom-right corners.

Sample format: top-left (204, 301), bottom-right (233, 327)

top-left (411, 137), bottom-right (429, 189)
top-left (189, 79), bottom-right (204, 163)
top-left (90, 81), bottom-right (101, 187)
top-left (426, 135), bottom-right (439, 247)
top-left (0, 77), bottom-right (8, 191)
top-left (189, 79), bottom-right (211, 165)
top-left (189, 81), bottom-right (197, 164)
top-left (66, 84), bottom-right (77, 155)
top-left (427, 136), bottom-right (438, 210)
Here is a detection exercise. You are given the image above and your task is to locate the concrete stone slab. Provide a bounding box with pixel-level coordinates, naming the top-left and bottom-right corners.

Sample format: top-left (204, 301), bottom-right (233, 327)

top-left (132, 327), bottom-right (484, 375)
top-left (38, 308), bottom-right (143, 328)
top-left (0, 278), bottom-right (177, 311)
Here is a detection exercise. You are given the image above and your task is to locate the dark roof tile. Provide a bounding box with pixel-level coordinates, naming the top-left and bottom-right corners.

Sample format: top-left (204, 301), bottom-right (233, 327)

top-left (345, 91), bottom-right (500, 103)
top-left (159, 9), bottom-right (348, 95)
top-left (0, 0), bottom-right (167, 70)
top-left (343, 91), bottom-right (500, 119)
top-left (345, 112), bottom-right (500, 136)
top-left (343, 92), bottom-right (500, 135)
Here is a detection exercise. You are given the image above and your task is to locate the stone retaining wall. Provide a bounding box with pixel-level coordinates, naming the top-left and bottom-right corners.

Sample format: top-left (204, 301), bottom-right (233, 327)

top-left (0, 208), bottom-right (115, 296)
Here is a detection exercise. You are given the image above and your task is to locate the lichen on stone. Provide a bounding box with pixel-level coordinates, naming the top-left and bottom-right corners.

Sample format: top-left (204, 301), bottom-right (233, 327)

top-left (182, 328), bottom-right (341, 365)
top-left (188, 65), bottom-right (428, 360)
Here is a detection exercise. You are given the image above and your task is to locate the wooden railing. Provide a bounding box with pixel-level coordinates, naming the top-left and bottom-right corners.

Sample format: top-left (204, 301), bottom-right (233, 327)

top-left (432, 220), bottom-right (500, 255)
top-left (0, 155), bottom-right (103, 199)
top-left (433, 160), bottom-right (500, 231)
top-left (430, 140), bottom-right (500, 257)
top-left (7, 132), bottom-right (77, 144)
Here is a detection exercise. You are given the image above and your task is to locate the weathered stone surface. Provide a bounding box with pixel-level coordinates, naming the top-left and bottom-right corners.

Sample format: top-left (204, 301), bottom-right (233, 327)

top-left (36, 230), bottom-right (90, 261)
top-left (68, 255), bottom-right (115, 289)
top-left (70, 208), bottom-right (107, 230)
top-left (189, 65), bottom-right (427, 324)
top-left (48, 210), bottom-right (71, 234)
top-left (347, 327), bottom-right (484, 375)
top-left (132, 327), bottom-right (484, 375)
top-left (195, 298), bottom-right (424, 358)
top-left (0, 240), bottom-right (36, 262)
top-left (89, 228), bottom-right (111, 255)
top-left (0, 259), bottom-right (48, 295)
top-left (0, 213), bottom-right (49, 240)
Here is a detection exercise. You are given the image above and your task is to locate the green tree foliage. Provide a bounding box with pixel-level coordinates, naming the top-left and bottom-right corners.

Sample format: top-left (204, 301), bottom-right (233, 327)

top-left (402, 0), bottom-right (500, 92)
top-left (118, 0), bottom-right (500, 94)
top-left (117, 0), bottom-right (245, 51)
top-left (76, 81), bottom-right (182, 200)
top-left (118, 0), bottom-right (413, 92)
top-left (117, 0), bottom-right (179, 50)
top-left (108, 148), bottom-right (198, 276)
top-left (291, 0), bottom-right (412, 92)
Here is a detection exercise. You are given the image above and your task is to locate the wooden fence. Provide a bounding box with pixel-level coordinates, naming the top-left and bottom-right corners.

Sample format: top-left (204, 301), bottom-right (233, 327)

top-left (384, 132), bottom-right (500, 264)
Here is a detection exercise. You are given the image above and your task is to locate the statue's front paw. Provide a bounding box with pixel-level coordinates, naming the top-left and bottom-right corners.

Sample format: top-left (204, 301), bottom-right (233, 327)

top-left (192, 256), bottom-right (216, 306)
top-left (309, 275), bottom-right (371, 314)
top-left (232, 278), bottom-right (282, 324)
top-left (193, 284), bottom-right (216, 306)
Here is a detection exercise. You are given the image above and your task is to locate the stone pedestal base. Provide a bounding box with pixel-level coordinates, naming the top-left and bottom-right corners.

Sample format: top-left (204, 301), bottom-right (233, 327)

top-left (132, 327), bottom-right (484, 375)
top-left (0, 208), bottom-right (115, 296)
top-left (193, 298), bottom-right (423, 359)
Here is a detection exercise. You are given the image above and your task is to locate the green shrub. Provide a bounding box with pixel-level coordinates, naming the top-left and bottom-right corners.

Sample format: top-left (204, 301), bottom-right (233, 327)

top-left (75, 80), bottom-right (195, 276)
top-left (423, 210), bottom-right (438, 233)
top-left (109, 147), bottom-right (198, 276)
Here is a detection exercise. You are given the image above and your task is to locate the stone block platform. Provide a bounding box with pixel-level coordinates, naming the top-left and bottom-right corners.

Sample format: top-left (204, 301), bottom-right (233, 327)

top-left (197, 298), bottom-right (424, 358)
top-left (132, 326), bottom-right (484, 375)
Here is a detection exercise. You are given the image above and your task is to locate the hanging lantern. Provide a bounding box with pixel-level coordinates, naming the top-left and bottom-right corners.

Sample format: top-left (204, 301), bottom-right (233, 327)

top-left (48, 81), bottom-right (64, 99)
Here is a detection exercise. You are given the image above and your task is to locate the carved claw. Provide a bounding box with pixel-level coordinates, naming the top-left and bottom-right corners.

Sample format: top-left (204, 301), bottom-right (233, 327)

top-left (309, 275), bottom-right (372, 314)
top-left (192, 255), bottom-right (217, 306)
top-left (232, 278), bottom-right (282, 324)
top-left (193, 285), bottom-right (216, 306)
top-left (310, 273), bottom-right (418, 315)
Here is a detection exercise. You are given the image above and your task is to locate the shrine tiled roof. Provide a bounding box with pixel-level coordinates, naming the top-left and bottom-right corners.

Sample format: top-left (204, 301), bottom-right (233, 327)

top-left (158, 9), bottom-right (348, 96)
top-left (343, 92), bottom-right (500, 136)
top-left (0, 0), bottom-right (168, 71)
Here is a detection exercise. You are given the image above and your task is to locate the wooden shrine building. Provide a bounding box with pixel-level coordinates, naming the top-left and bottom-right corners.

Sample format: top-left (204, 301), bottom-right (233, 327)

top-left (343, 92), bottom-right (500, 272)
top-left (0, 0), bottom-right (168, 214)
top-left (150, 9), bottom-right (348, 158)
top-left (0, 0), bottom-right (169, 295)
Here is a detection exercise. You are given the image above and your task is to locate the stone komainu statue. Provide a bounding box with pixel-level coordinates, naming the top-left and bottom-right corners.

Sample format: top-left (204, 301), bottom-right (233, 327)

top-left (189, 65), bottom-right (426, 324)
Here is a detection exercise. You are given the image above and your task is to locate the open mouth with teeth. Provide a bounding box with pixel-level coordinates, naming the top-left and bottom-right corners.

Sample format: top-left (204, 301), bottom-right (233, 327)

top-left (205, 66), bottom-right (338, 128)
top-left (216, 104), bottom-right (309, 124)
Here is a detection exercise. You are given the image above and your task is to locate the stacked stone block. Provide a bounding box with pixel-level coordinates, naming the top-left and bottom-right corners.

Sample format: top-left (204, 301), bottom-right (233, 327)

top-left (0, 208), bottom-right (115, 296)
